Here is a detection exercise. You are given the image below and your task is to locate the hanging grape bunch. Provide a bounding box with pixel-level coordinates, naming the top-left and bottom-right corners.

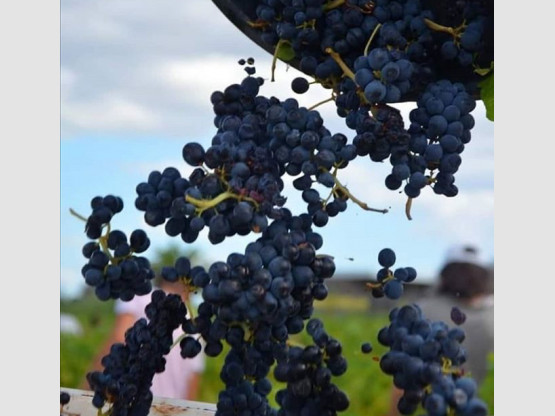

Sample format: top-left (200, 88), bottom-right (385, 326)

top-left (243, 0), bottom-right (493, 217)
top-left (70, 0), bottom-right (493, 415)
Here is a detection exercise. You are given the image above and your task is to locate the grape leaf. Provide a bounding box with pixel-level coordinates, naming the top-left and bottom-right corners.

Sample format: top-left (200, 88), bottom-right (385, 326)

top-left (479, 72), bottom-right (494, 122)
top-left (276, 42), bottom-right (295, 62)
top-left (474, 67), bottom-right (492, 76)
top-left (474, 61), bottom-right (494, 76)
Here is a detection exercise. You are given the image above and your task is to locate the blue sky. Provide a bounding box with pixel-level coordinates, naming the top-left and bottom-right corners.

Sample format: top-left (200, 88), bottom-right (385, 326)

top-left (8, 0), bottom-right (547, 412)
top-left (60, 0), bottom-right (494, 299)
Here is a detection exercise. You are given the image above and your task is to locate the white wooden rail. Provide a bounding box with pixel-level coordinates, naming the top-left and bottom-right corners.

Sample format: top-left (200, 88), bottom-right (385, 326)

top-left (60, 388), bottom-right (217, 416)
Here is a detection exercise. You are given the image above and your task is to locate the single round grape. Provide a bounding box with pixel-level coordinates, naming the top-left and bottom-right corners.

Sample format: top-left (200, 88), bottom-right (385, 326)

top-left (60, 391), bottom-right (70, 406)
top-left (361, 342), bottom-right (373, 354)
top-left (378, 248), bottom-right (396, 268)
top-left (384, 279), bottom-right (404, 299)
top-left (364, 80), bottom-right (387, 103)
top-left (450, 306), bottom-right (467, 325)
top-left (291, 77), bottom-right (310, 94)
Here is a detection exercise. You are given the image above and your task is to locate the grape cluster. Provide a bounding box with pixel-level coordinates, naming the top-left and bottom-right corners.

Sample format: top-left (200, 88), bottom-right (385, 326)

top-left (377, 304), bottom-right (488, 415)
top-left (134, 66), bottom-right (386, 247)
top-left (167, 213), bottom-right (334, 356)
top-left (80, 196), bottom-right (155, 301)
top-left (74, 3), bottom-right (493, 410)
top-left (439, 16), bottom-right (489, 67)
top-left (116, 207), bottom-right (342, 416)
top-left (274, 319), bottom-right (350, 416)
top-left (207, 67), bottom-right (390, 220)
top-left (214, 342), bottom-right (278, 416)
top-left (255, 0), bottom-right (492, 97)
top-left (85, 195), bottom-right (124, 239)
top-left (135, 167), bottom-right (192, 227)
top-left (367, 248), bottom-right (417, 299)
top-left (254, 0), bottom-right (449, 91)
top-left (251, 0), bottom-right (492, 206)
top-left (405, 79), bottom-right (477, 197)
top-left (87, 290), bottom-right (188, 416)
top-left (160, 255), bottom-right (210, 288)
top-left (205, 69), bottom-right (365, 226)
top-left (349, 102), bottom-right (411, 164)
top-left (355, 47), bottom-right (414, 104)
top-left (144, 210), bottom-right (343, 416)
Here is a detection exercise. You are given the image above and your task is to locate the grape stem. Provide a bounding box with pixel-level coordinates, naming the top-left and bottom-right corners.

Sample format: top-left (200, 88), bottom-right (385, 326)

top-left (185, 191), bottom-right (259, 216)
top-left (424, 18), bottom-right (466, 39)
top-left (170, 290), bottom-right (200, 349)
top-left (69, 208), bottom-right (88, 222)
top-left (363, 23), bottom-right (382, 56)
top-left (246, 19), bottom-right (271, 30)
top-left (405, 197), bottom-right (413, 221)
top-left (323, 177), bottom-right (337, 205)
top-left (69, 207), bottom-right (116, 262)
top-left (296, 19), bottom-right (316, 30)
top-left (97, 406), bottom-right (113, 416)
top-left (325, 48), bottom-right (356, 81)
top-left (325, 48), bottom-right (374, 106)
top-left (171, 332), bottom-right (188, 350)
top-left (441, 357), bottom-right (463, 377)
top-left (327, 168), bottom-right (389, 213)
top-left (184, 291), bottom-right (196, 321)
top-left (308, 95), bottom-right (335, 111)
top-left (365, 269), bottom-right (393, 289)
top-left (271, 39), bottom-right (289, 82)
top-left (323, 0), bottom-right (346, 11)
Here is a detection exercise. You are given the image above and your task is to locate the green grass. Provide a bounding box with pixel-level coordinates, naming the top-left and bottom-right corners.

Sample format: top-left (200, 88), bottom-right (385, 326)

top-left (479, 353), bottom-right (494, 414)
top-left (61, 293), bottom-right (493, 415)
top-left (60, 294), bottom-right (117, 388)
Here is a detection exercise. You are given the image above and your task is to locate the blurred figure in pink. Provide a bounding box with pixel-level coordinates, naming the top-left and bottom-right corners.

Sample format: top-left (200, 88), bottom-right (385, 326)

top-left (84, 280), bottom-right (205, 401)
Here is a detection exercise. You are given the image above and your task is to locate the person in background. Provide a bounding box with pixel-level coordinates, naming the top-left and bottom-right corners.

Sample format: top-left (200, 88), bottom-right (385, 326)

top-left (387, 244), bottom-right (494, 415)
top-left (418, 243), bottom-right (493, 384)
top-left (84, 279), bottom-right (205, 401)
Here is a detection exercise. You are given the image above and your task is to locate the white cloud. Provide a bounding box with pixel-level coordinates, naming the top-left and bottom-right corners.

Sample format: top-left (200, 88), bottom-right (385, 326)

top-left (62, 94), bottom-right (161, 131)
top-left (61, 267), bottom-right (87, 299)
top-left (333, 159), bottom-right (493, 250)
top-left (61, 66), bottom-right (76, 89)
top-left (162, 55), bottom-right (252, 95)
top-left (413, 189), bottom-right (494, 258)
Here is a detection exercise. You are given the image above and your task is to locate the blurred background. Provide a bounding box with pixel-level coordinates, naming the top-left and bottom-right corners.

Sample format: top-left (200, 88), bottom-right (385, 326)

top-left (60, 0), bottom-right (494, 414)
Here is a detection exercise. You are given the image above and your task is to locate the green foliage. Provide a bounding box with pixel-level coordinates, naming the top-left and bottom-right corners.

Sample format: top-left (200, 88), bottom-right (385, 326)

top-left (60, 295), bottom-right (116, 388)
top-left (60, 294), bottom-right (493, 416)
top-left (479, 353), bottom-right (494, 414)
top-left (276, 41), bottom-right (295, 62)
top-left (479, 71), bottom-right (494, 122)
top-left (60, 294), bottom-right (394, 415)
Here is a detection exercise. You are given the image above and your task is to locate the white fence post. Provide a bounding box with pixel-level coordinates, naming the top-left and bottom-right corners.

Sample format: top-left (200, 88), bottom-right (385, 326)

top-left (60, 387), bottom-right (217, 416)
